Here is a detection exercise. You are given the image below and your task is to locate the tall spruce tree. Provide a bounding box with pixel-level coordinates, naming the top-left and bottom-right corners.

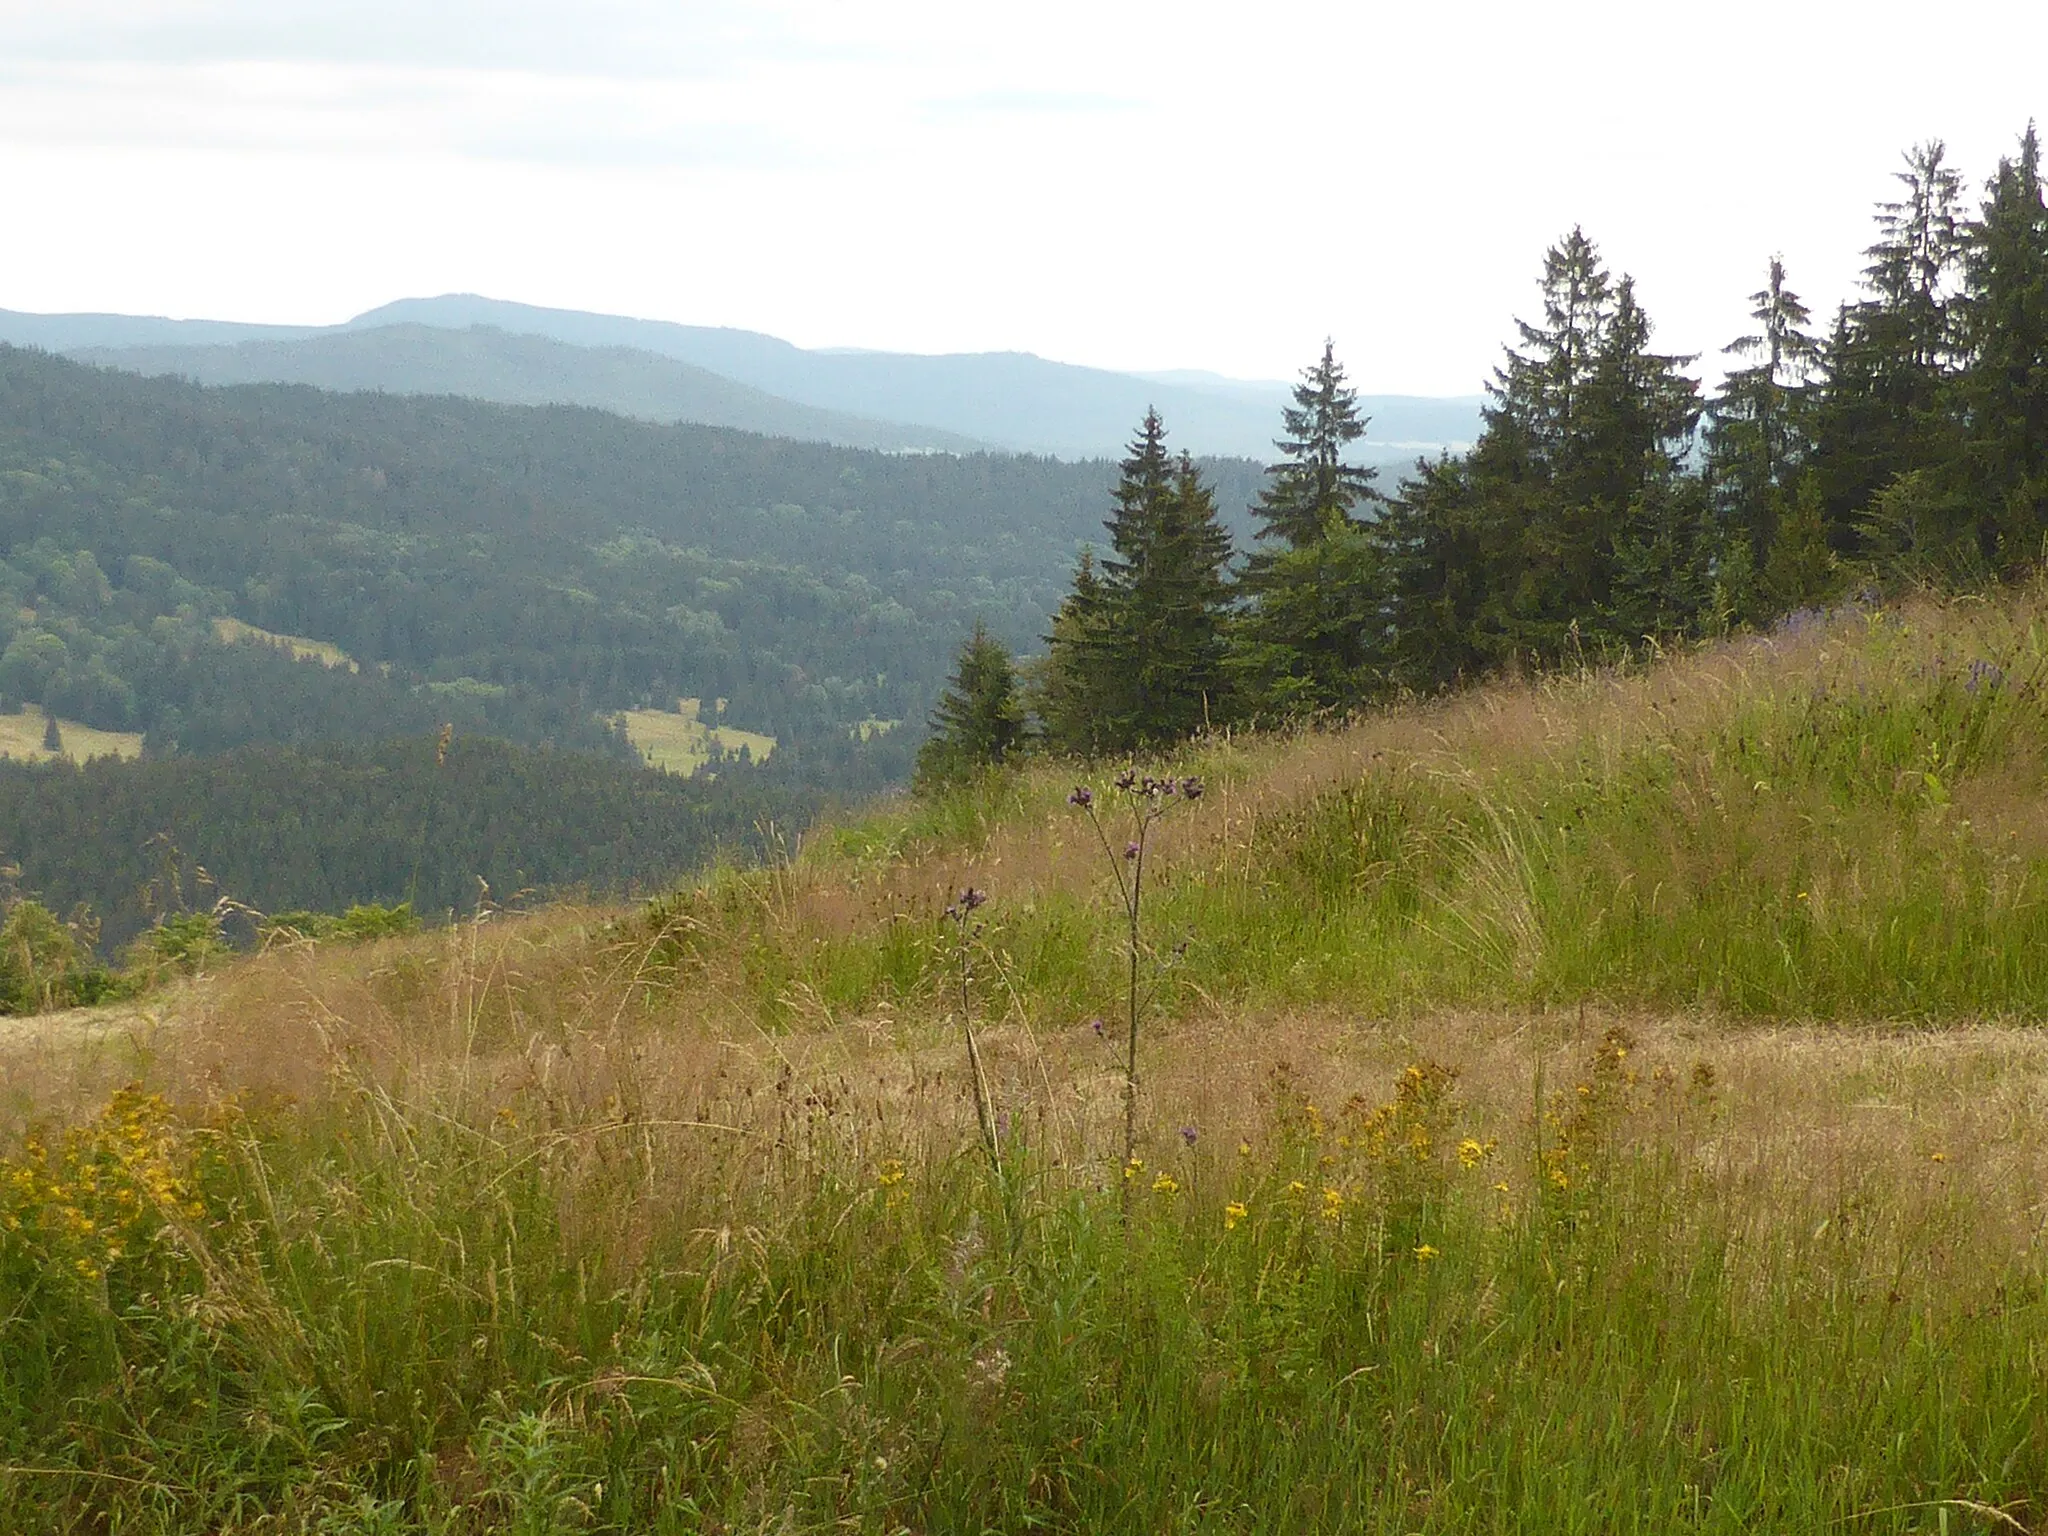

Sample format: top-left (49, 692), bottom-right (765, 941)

top-left (1380, 230), bottom-right (1705, 671)
top-left (1708, 258), bottom-right (1820, 575)
top-left (1812, 142), bottom-right (1969, 551)
top-left (1237, 342), bottom-right (1386, 713)
top-left (1954, 124), bottom-right (2048, 567)
top-left (1251, 342), bottom-right (1380, 547)
top-left (914, 621), bottom-right (1023, 790)
top-left (1039, 413), bottom-right (1235, 751)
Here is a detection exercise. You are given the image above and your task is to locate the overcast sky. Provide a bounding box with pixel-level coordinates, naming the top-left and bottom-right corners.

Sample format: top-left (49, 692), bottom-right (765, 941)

top-left (1, 0), bottom-right (2042, 393)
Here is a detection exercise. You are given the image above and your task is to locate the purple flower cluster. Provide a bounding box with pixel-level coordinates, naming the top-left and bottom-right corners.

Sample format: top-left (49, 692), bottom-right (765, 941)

top-left (943, 886), bottom-right (989, 920)
top-left (1071, 771), bottom-right (1205, 807)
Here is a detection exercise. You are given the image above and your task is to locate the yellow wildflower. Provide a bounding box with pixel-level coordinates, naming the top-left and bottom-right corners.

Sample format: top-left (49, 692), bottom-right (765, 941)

top-left (1320, 1187), bottom-right (1344, 1221)
top-left (1286, 1179), bottom-right (1307, 1196)
top-left (1123, 1156), bottom-right (1145, 1182)
top-left (1414, 1244), bottom-right (1440, 1262)
top-left (1151, 1171), bottom-right (1180, 1196)
top-left (1237, 1140), bottom-right (1252, 1158)
top-left (876, 1159), bottom-right (906, 1188)
top-left (1457, 1138), bottom-right (1488, 1169)
top-left (1223, 1200), bottom-right (1248, 1231)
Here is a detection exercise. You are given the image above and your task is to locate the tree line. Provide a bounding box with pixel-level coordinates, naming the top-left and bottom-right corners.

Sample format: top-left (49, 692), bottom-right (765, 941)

top-left (0, 734), bottom-right (817, 956)
top-left (919, 127), bottom-right (2048, 778)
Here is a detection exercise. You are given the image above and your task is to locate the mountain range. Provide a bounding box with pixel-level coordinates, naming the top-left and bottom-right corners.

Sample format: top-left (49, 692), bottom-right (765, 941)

top-left (0, 296), bottom-right (1482, 463)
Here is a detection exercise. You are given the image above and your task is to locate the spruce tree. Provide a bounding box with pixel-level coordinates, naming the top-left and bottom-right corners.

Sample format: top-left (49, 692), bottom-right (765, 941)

top-left (1379, 230), bottom-right (1706, 671)
top-left (40, 712), bottom-right (61, 754)
top-left (1481, 234), bottom-right (1701, 654)
top-left (1040, 413), bottom-right (1235, 750)
top-left (1763, 473), bottom-right (1841, 611)
top-left (1709, 257), bottom-right (1820, 569)
top-left (1954, 123), bottom-right (2048, 568)
top-left (1812, 142), bottom-right (1968, 545)
top-left (914, 621), bottom-right (1023, 790)
top-left (1251, 341), bottom-right (1380, 548)
top-left (1238, 342), bottom-right (1387, 712)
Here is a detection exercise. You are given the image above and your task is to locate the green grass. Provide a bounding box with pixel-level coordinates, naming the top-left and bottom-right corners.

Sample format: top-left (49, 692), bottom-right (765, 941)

top-left (2, 1038), bottom-right (2041, 1533)
top-left (8, 591), bottom-right (2048, 1530)
top-left (613, 699), bottom-right (777, 775)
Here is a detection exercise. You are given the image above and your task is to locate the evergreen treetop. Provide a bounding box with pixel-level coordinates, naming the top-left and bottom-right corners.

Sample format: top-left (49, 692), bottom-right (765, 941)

top-left (1253, 341), bottom-right (1380, 548)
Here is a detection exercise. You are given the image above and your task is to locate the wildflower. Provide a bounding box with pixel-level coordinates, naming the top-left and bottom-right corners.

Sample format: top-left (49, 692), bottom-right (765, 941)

top-left (1179, 1125), bottom-right (1199, 1148)
top-left (1114, 768), bottom-right (1138, 791)
top-left (1068, 785), bottom-right (1094, 808)
top-left (1179, 776), bottom-right (1203, 801)
top-left (876, 1159), bottom-right (906, 1188)
top-left (1090, 1018), bottom-right (1106, 1038)
top-left (1414, 1244), bottom-right (1440, 1262)
top-left (1930, 1151), bottom-right (1947, 1164)
top-left (1320, 1187), bottom-right (1344, 1221)
top-left (1124, 841), bottom-right (1141, 861)
top-left (1237, 1140), bottom-right (1252, 1157)
top-left (1493, 1180), bottom-right (1510, 1194)
top-left (1124, 1156), bottom-right (1144, 1181)
top-left (1286, 1179), bottom-right (1307, 1196)
top-left (1152, 1171), bottom-right (1180, 1196)
top-left (1457, 1138), bottom-right (1488, 1169)
top-left (1224, 1200), bottom-right (1248, 1231)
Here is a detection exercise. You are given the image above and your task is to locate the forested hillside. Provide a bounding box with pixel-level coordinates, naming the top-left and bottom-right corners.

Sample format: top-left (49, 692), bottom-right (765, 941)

top-left (0, 736), bottom-right (806, 945)
top-left (0, 347), bottom-right (1263, 751)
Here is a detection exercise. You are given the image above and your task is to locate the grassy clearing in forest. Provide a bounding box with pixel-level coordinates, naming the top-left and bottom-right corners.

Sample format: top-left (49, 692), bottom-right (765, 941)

top-left (5, 590), bottom-right (2048, 1532)
top-left (614, 698), bottom-right (777, 775)
top-left (0, 704), bottom-right (142, 764)
top-left (212, 616), bottom-right (359, 671)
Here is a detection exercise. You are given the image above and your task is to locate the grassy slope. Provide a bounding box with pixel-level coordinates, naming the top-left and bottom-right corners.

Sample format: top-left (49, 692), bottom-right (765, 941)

top-left (5, 592), bottom-right (2048, 1533)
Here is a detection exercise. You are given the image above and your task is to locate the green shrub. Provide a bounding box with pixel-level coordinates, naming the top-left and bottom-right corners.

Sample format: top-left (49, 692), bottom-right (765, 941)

top-left (0, 899), bottom-right (116, 1014)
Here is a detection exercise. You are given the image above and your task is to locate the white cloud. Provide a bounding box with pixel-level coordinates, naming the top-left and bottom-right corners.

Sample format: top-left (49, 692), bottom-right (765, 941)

top-left (0, 0), bottom-right (2043, 393)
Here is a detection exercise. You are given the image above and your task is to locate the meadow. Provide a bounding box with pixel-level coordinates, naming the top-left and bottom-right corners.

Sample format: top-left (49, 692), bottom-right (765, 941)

top-left (4, 590), bottom-right (2048, 1533)
top-left (0, 704), bottom-right (142, 765)
top-left (612, 699), bottom-right (778, 776)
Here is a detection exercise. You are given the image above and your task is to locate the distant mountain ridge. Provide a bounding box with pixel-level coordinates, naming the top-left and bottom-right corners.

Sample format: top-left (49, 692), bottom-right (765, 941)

top-left (66, 325), bottom-right (988, 455)
top-left (0, 297), bottom-right (1484, 462)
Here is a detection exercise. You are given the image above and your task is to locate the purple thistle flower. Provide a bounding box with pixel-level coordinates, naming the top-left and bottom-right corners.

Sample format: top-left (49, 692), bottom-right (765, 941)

top-left (1090, 1018), bottom-right (1106, 1038)
top-left (1180, 776), bottom-right (1203, 801)
top-left (1124, 841), bottom-right (1141, 861)
top-left (1068, 785), bottom-right (1094, 809)
top-left (960, 886), bottom-right (988, 911)
top-left (1114, 768), bottom-right (1139, 791)
top-left (1180, 1125), bottom-right (1199, 1147)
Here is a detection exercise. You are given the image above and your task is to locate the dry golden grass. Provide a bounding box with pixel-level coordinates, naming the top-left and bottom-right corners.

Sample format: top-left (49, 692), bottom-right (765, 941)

top-left (14, 891), bottom-right (2046, 1295)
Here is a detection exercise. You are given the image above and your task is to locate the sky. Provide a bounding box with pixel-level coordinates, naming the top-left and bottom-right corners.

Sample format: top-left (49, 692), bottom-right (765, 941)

top-left (0, 0), bottom-right (2043, 395)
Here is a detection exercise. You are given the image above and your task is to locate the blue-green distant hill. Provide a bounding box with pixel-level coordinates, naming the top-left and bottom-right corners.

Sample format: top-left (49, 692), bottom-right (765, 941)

top-left (1, 297), bottom-right (1482, 462)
